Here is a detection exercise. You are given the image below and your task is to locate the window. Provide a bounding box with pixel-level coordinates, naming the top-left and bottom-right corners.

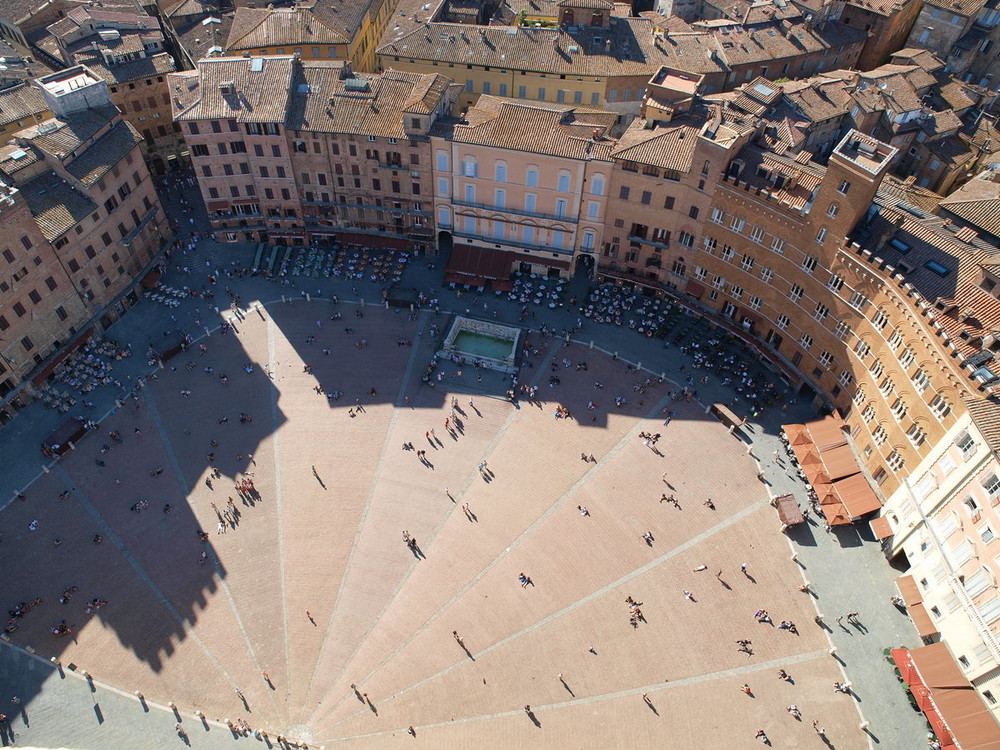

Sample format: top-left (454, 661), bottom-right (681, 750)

top-left (748, 295), bottom-right (762, 311)
top-left (436, 151), bottom-right (448, 172)
top-left (982, 526), bottom-right (995, 544)
top-left (619, 186), bottom-right (630, 200)
top-left (462, 158), bottom-right (478, 178)
top-left (776, 314), bottom-right (790, 330)
top-left (799, 333), bottom-right (813, 350)
top-left (788, 283), bottom-right (804, 302)
top-left (813, 303), bottom-right (829, 322)
top-left (688, 205), bottom-right (699, 219)
top-left (678, 231), bottom-right (694, 248)
top-left (827, 203), bottom-right (839, 217)
top-left (495, 162), bottom-right (507, 183)
top-left (729, 285), bottom-right (743, 300)
top-left (703, 237), bottom-right (717, 252)
top-left (770, 237), bottom-right (784, 254)
top-left (837, 180), bottom-right (851, 195)
top-left (710, 208), bottom-right (725, 224)
top-left (749, 226), bottom-right (764, 244)
top-left (870, 360), bottom-right (884, 379)
top-left (815, 228), bottom-right (827, 244)
top-left (591, 175), bottom-right (604, 195)
top-left (929, 394), bottom-right (951, 419)
top-left (801, 255), bottom-right (818, 273)
top-left (958, 432), bottom-right (976, 458)
top-left (587, 201), bottom-right (599, 218)
top-left (760, 266), bottom-right (773, 283)
top-left (740, 255), bottom-right (754, 271)
top-left (818, 351), bottom-right (834, 367)
top-left (694, 266), bottom-right (707, 281)
top-left (983, 474), bottom-right (1000, 500)
top-left (834, 321), bottom-right (851, 340)
top-left (641, 191), bottom-right (652, 205)
top-left (712, 274), bottom-right (726, 290)
top-left (899, 348), bottom-right (916, 370)
top-left (906, 423), bottom-right (926, 447)
top-left (886, 451), bottom-right (905, 472)
top-left (873, 426), bottom-right (888, 446)
top-left (526, 167), bottom-right (539, 188)
top-left (729, 216), bottom-right (745, 232)
top-left (721, 245), bottom-right (735, 261)
top-left (863, 405), bottom-right (876, 422)
top-left (21, 335), bottom-right (33, 351)
top-left (524, 194), bottom-right (536, 213)
top-left (557, 172), bottom-right (570, 192)
top-left (495, 189), bottom-right (506, 209)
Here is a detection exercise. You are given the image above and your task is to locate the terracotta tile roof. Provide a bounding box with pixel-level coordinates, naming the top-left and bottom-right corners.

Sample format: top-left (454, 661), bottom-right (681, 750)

top-left (171, 9), bottom-right (233, 61)
top-left (442, 96), bottom-right (616, 160)
top-left (611, 115), bottom-right (704, 172)
top-left (226, 3), bottom-right (363, 50)
top-left (879, 175), bottom-right (943, 214)
top-left (19, 171), bottom-right (97, 242)
top-left (920, 108), bottom-right (963, 139)
top-left (843, 0), bottom-right (915, 18)
top-left (165, 0), bottom-right (220, 18)
top-left (963, 397), bottom-right (1000, 453)
top-left (171, 56), bottom-right (296, 123)
top-left (380, 17), bottom-right (674, 78)
top-left (0, 83), bottom-right (48, 128)
top-left (890, 48), bottom-right (945, 74)
top-left (0, 142), bottom-right (41, 176)
top-left (711, 20), bottom-right (866, 68)
top-left (781, 78), bottom-right (851, 123)
top-left (63, 120), bottom-right (143, 187)
top-left (0, 0), bottom-right (49, 25)
top-left (557, 0), bottom-right (613, 8)
top-left (935, 77), bottom-right (978, 113)
top-left (730, 144), bottom-right (825, 210)
top-left (18, 107), bottom-right (120, 158)
top-left (286, 64), bottom-right (450, 138)
top-left (921, 0), bottom-right (987, 16)
top-left (939, 176), bottom-right (1000, 241)
top-left (72, 51), bottom-right (176, 86)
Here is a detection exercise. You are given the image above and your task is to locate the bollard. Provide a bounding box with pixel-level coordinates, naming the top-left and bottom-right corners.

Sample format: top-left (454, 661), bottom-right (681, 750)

top-left (42, 465), bottom-right (50, 473)
top-left (385, 301), bottom-right (389, 310)
top-left (80, 670), bottom-right (89, 677)
top-left (306, 293), bottom-right (311, 302)
top-left (134, 691), bottom-right (143, 699)
top-left (25, 646), bottom-right (35, 654)
top-left (282, 295), bottom-right (287, 304)
top-left (204, 326), bottom-right (210, 337)
top-left (790, 553), bottom-right (798, 562)
top-left (589, 340), bottom-right (594, 349)
top-left (168, 702), bottom-right (176, 709)
top-left (68, 441), bottom-right (76, 451)
top-left (636, 362), bottom-right (641, 370)
top-left (50, 657), bottom-right (60, 665)
top-left (360, 298), bottom-right (365, 307)
top-left (859, 721), bottom-right (870, 730)
top-left (828, 647), bottom-right (837, 656)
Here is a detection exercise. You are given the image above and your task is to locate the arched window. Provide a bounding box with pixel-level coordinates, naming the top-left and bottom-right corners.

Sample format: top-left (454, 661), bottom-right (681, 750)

top-left (435, 150), bottom-right (449, 172)
top-left (672, 257), bottom-right (686, 276)
top-left (462, 156), bottom-right (478, 178)
top-left (591, 173), bottom-right (605, 195)
top-left (526, 165), bottom-right (539, 188)
top-left (495, 161), bottom-right (507, 183)
top-left (557, 170), bottom-right (571, 192)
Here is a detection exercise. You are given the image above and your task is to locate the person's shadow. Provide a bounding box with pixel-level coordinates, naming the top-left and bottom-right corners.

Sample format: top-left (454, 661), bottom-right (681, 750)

top-left (525, 708), bottom-right (540, 727)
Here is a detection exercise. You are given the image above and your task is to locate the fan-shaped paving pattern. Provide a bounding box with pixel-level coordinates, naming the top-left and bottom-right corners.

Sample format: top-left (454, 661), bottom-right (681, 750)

top-left (0, 305), bottom-right (864, 748)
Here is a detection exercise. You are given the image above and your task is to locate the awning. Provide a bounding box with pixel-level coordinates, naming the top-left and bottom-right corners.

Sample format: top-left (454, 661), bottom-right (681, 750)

top-left (832, 472), bottom-right (882, 518)
top-left (806, 413), bottom-right (849, 451)
top-left (685, 279), bottom-right (705, 299)
top-left (900, 642), bottom-right (1000, 750)
top-left (897, 575), bottom-right (923, 607)
top-left (870, 516), bottom-right (894, 539)
top-left (909, 603), bottom-right (942, 638)
top-left (493, 279), bottom-right (514, 292)
top-left (338, 233), bottom-right (410, 250)
top-left (510, 252), bottom-right (570, 271)
top-left (140, 268), bottom-right (161, 289)
top-left (774, 493), bottom-right (805, 526)
top-left (446, 245), bottom-right (514, 280)
top-left (819, 444), bottom-right (862, 482)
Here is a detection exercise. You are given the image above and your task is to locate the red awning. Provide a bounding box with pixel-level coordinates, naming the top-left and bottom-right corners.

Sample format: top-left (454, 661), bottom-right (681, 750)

top-left (685, 279), bottom-right (705, 299)
top-left (510, 252), bottom-right (570, 271)
top-left (140, 268), bottom-right (161, 289)
top-left (870, 516), bottom-right (894, 539)
top-left (447, 245), bottom-right (514, 280)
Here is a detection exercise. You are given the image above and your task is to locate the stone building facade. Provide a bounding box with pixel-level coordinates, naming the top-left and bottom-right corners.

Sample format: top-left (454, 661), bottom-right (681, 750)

top-left (0, 66), bottom-right (169, 413)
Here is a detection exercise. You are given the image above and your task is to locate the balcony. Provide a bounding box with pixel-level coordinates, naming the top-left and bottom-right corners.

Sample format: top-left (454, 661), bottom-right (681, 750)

top-left (453, 199), bottom-right (576, 224)
top-left (628, 234), bottom-right (670, 251)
